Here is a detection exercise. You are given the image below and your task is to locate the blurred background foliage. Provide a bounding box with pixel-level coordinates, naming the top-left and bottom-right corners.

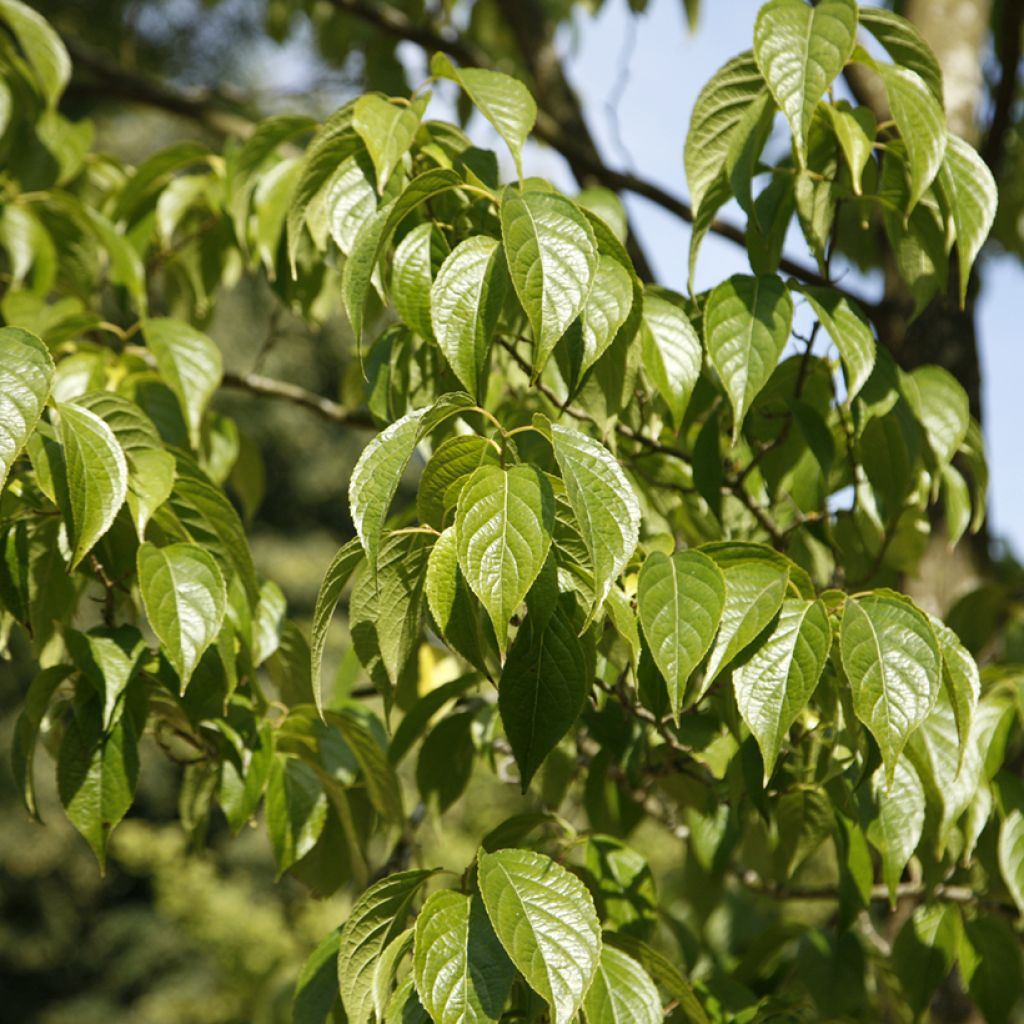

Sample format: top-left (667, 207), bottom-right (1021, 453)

top-left (2, 0), bottom-right (1023, 1021)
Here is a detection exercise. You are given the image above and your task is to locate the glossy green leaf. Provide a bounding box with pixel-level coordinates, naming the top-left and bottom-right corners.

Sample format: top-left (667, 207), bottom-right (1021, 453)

top-left (321, 152), bottom-right (377, 255)
top-left (353, 94), bottom-right (420, 193)
top-left (349, 406), bottom-right (427, 576)
top-left (337, 869), bottom-right (437, 1024)
top-left (499, 599), bottom-right (587, 791)
top-left (937, 133), bottom-right (997, 306)
top-left (417, 434), bottom-right (500, 530)
top-left (310, 538), bottom-right (364, 715)
top-left (840, 591), bottom-right (941, 784)
top-left (798, 285), bottom-right (875, 400)
top-left (703, 554), bottom-right (789, 690)
top-left (753, 0), bottom-right (858, 167)
top-left (56, 402), bottom-right (128, 569)
top-left (143, 318), bottom-right (223, 449)
top-left (500, 189), bottom-right (598, 374)
top-left (932, 615), bottom-right (979, 763)
top-left (550, 423), bottom-right (639, 612)
top-left (65, 626), bottom-right (146, 730)
top-left (705, 274), bottom-right (793, 440)
top-left (824, 101), bottom-right (875, 195)
top-left (733, 598), bottom-right (831, 782)
top-left (455, 465), bottom-right (554, 656)
top-left (266, 755), bottom-right (327, 877)
top-left (575, 254), bottom-right (634, 381)
top-left (136, 541), bottom-right (227, 692)
top-left (866, 757), bottom-right (925, 905)
top-left (372, 928), bottom-right (414, 1022)
top-left (0, 326), bottom-right (53, 492)
top-left (999, 808), bottom-right (1024, 914)
top-left (431, 236), bottom-right (507, 397)
top-left (872, 60), bottom-right (947, 213)
top-left (0, 0), bottom-right (70, 106)
top-left (641, 291), bottom-right (702, 428)
top-left (582, 945), bottom-right (662, 1024)
top-left (413, 890), bottom-right (515, 1024)
top-left (57, 698), bottom-right (138, 870)
top-left (637, 550), bottom-right (726, 719)
top-left (906, 366), bottom-right (969, 470)
top-left (477, 847), bottom-right (601, 1024)
top-left (392, 221), bottom-right (440, 339)
top-left (431, 54), bottom-right (536, 179)
top-left (684, 50), bottom-right (766, 218)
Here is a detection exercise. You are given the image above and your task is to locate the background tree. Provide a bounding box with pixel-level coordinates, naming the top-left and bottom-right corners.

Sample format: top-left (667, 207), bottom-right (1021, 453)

top-left (1, 1), bottom-right (1023, 1022)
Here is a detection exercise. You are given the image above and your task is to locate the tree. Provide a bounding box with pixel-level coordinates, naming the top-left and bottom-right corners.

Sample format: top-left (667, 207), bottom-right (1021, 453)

top-left (1, 0), bottom-right (1023, 1020)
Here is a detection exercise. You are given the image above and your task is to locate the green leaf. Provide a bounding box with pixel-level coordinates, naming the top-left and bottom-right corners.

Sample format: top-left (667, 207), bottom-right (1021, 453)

top-left (0, 0), bottom-right (70, 106)
top-left (413, 890), bottom-right (515, 1024)
top-left (776, 785), bottom-right (834, 877)
top-left (57, 697), bottom-right (138, 871)
top-left (431, 236), bottom-right (508, 398)
top-left (143, 318), bottom-right (223, 449)
top-left (373, 928), bottom-right (414, 1022)
top-left (12, 665), bottom-right (74, 818)
top-left (840, 591), bottom-right (941, 784)
top-left (0, 326), bottom-right (53, 492)
top-left (55, 402), bottom-right (128, 569)
top-left (455, 465), bottom-right (554, 656)
top-left (337, 869), bottom-right (437, 1024)
top-left (349, 406), bottom-right (427, 576)
top-left (582, 945), bottom-right (662, 1024)
top-left (353, 94), bottom-right (420, 194)
top-left (500, 189), bottom-right (598, 374)
top-left (576, 188), bottom-right (628, 244)
top-left (386, 978), bottom-right (429, 1024)
top-left (892, 903), bottom-right (962, 1017)
top-left (499, 598), bottom-right (587, 791)
top-left (931, 615), bottom-right (979, 764)
top-left (389, 673), bottom-right (480, 765)
top-left (705, 274), bottom-right (794, 440)
top-left (477, 847), bottom-right (601, 1024)
top-left (703, 554), bottom-right (789, 691)
top-left (824, 101), bottom-right (875, 195)
top-left (871, 59), bottom-right (947, 214)
top-left (331, 706), bottom-right (404, 824)
top-left (733, 599), bottom-right (831, 783)
top-left (641, 291), bottom-right (702, 429)
top-left (684, 50), bottom-right (766, 218)
top-left (960, 916), bottom-right (1024, 1024)
top-left (431, 54), bottom-right (537, 179)
top-left (550, 423), bottom-right (639, 613)
top-left (574, 254), bottom-right (634, 382)
top-left (65, 626), bottom-right (146, 730)
top-left (937, 133), bottom-right (997, 307)
top-left (266, 755), bottom-right (328, 877)
top-left (136, 542), bottom-right (227, 692)
top-left (637, 550), bottom-right (726, 719)
top-left (798, 286), bottom-right (875, 400)
top-left (753, 0), bottom-right (858, 167)
top-left (857, 7), bottom-right (943, 102)
top-left (417, 434), bottom-right (500, 530)
top-left (310, 538), bottom-right (364, 716)
top-left (392, 221), bottom-right (441, 339)
top-left (906, 365), bottom-right (969, 470)
top-left (998, 808), bottom-right (1024, 914)
top-left (866, 758), bottom-right (925, 905)
top-left (293, 928), bottom-right (343, 1024)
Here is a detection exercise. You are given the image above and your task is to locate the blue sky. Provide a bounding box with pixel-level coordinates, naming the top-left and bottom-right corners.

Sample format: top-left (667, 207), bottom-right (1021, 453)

top-left (551, 0), bottom-right (1023, 556)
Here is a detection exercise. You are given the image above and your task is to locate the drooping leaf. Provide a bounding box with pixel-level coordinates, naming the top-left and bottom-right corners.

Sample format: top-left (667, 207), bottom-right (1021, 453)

top-left (998, 809), bottom-right (1024, 915)
top-left (733, 599), bottom-right (831, 782)
top-left (55, 402), bottom-right (128, 569)
top-left (637, 550), bottom-right (726, 719)
top-left (684, 50), bottom-right (766, 218)
top-left (840, 591), bottom-right (941, 784)
top-left (65, 625), bottom-right (146, 730)
top-left (431, 54), bottom-right (536, 179)
top-left (477, 847), bottom-right (601, 1024)
top-left (455, 464), bottom-right (554, 656)
top-left (866, 757), bottom-right (925, 905)
top-left (641, 290), bottom-right (702, 429)
top-left (292, 928), bottom-right (343, 1024)
top-left (136, 542), bottom-right (227, 692)
top-left (417, 434), bottom-right (500, 530)
top-left (500, 189), bottom-right (598, 374)
top-left (310, 538), bottom-right (364, 716)
top-left (353, 93), bottom-right (420, 194)
top-left (265, 754), bottom-right (328, 877)
top-left (582, 945), bottom-right (662, 1024)
top-left (960, 916), bottom-right (1024, 1024)
top-left (776, 785), bottom-right (834, 877)
top-left (573, 254), bottom-right (634, 383)
top-left (857, 7), bottom-right (943, 102)
top-left (337, 869), bottom-right (437, 1024)
top-left (824, 101), bottom-right (875, 195)
top-left (905, 365), bottom-right (969, 470)
top-left (550, 423), bottom-right (639, 612)
top-left (392, 221), bottom-right (441, 339)
top-left (0, 326), bottom-right (53, 492)
top-left (798, 285), bottom-right (875, 400)
top-left (892, 903), bottom-right (962, 1017)
top-left (499, 598), bottom-right (587, 791)
top-left (0, 0), bottom-right (70, 106)
top-left (12, 664), bottom-right (74, 818)
top-left (431, 236), bottom-right (507, 397)
top-left (704, 274), bottom-right (793, 440)
top-left (753, 0), bottom-right (858, 167)
top-left (143, 318), bottom-right (223, 449)
top-left (413, 890), bottom-right (515, 1024)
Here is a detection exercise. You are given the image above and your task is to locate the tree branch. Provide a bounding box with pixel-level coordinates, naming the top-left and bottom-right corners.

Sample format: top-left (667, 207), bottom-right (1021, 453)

top-left (220, 370), bottom-right (374, 427)
top-left (980, 0), bottom-right (1024, 173)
